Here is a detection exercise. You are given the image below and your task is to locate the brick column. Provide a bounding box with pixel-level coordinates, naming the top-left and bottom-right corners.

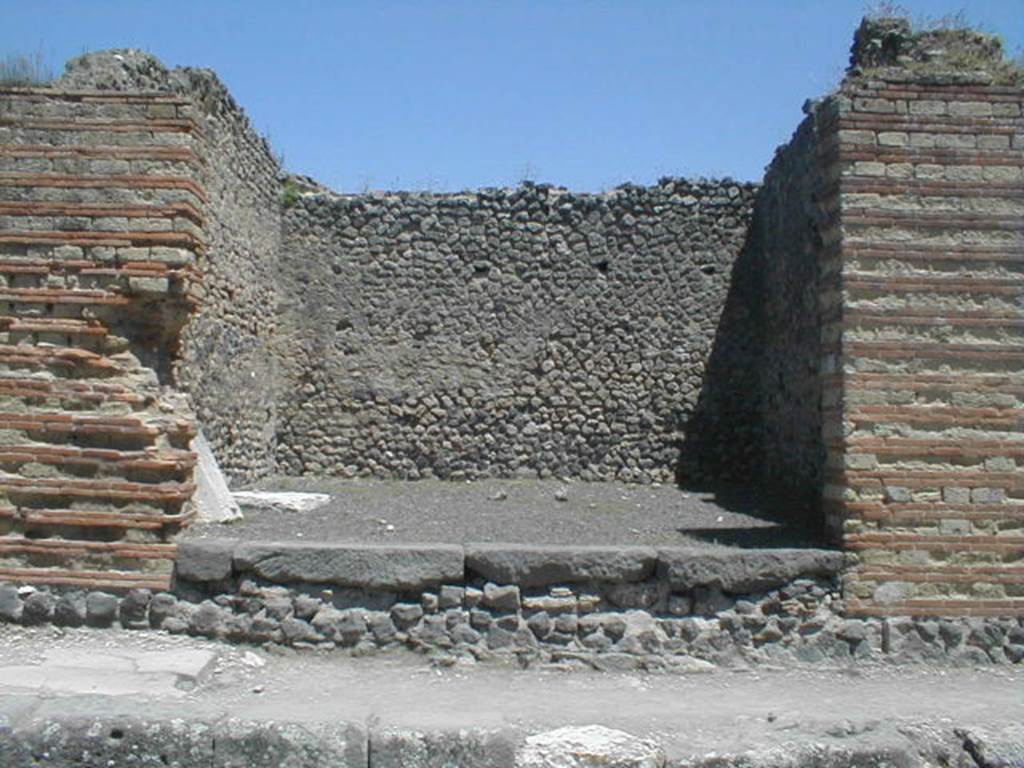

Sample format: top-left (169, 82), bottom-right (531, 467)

top-left (0, 87), bottom-right (203, 589)
top-left (819, 22), bottom-right (1023, 616)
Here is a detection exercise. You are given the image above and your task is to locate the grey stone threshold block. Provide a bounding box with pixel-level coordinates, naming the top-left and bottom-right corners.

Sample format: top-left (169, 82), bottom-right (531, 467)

top-left (465, 544), bottom-right (658, 587)
top-left (177, 538), bottom-right (845, 594)
top-left (177, 539), bottom-right (238, 582)
top-left (657, 548), bottom-right (847, 593)
top-left (233, 542), bottom-right (465, 591)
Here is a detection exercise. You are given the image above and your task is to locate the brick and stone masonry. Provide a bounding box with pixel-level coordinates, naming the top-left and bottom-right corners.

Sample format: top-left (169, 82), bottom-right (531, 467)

top-left (0, 83), bottom-right (203, 589)
top-left (0, 19), bottom-right (1021, 622)
top-left (816, 19), bottom-right (1024, 617)
top-left (0, 51), bottom-right (282, 589)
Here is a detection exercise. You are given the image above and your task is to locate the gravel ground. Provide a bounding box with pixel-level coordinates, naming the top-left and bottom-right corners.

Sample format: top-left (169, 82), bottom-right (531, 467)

top-left (186, 477), bottom-right (823, 549)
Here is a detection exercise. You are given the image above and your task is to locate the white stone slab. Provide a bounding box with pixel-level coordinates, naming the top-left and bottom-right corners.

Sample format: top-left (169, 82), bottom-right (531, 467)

top-left (193, 430), bottom-right (243, 523)
top-left (231, 491), bottom-right (332, 514)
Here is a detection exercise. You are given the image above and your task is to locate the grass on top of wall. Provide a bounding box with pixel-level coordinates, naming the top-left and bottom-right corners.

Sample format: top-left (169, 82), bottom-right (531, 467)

top-left (0, 52), bottom-right (53, 86)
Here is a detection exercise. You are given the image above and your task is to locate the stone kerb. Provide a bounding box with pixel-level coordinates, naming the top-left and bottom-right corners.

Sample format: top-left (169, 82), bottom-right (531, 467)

top-left (232, 542), bottom-right (465, 591)
top-left (658, 549), bottom-right (846, 593)
top-left (465, 545), bottom-right (659, 587)
top-left (175, 539), bottom-right (847, 595)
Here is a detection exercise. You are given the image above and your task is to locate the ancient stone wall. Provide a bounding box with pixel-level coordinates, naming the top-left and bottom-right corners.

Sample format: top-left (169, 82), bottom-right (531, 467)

top-left (0, 51), bottom-right (282, 589)
top-left (820, 19), bottom-right (1024, 616)
top-left (0, 82), bottom-right (202, 589)
top-left (1, 18), bottom-right (1021, 620)
top-left (3, 540), bottom-right (1022, 666)
top-left (749, 115), bottom-right (828, 513)
top-left (173, 69), bottom-right (281, 485)
top-left (688, 112), bottom-right (831, 510)
top-left (276, 181), bottom-right (757, 484)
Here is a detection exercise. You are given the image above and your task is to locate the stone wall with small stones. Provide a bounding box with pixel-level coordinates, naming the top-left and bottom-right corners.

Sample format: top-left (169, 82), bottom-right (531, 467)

top-left (171, 67), bottom-right (282, 485)
top-left (276, 181), bottom-right (757, 484)
top-left (680, 112), bottom-right (830, 500)
top-left (749, 113), bottom-right (828, 513)
top-left (1, 557), bottom-right (1021, 668)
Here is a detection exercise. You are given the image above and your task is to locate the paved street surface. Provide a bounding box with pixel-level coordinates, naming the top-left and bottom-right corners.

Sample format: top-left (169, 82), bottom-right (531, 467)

top-left (1, 624), bottom-right (1021, 765)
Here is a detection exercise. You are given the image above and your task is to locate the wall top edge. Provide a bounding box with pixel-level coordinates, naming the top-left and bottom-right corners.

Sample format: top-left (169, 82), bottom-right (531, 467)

top-left (842, 72), bottom-right (1024, 92)
top-left (284, 176), bottom-right (762, 206)
top-left (0, 86), bottom-right (191, 103)
top-left (848, 16), bottom-right (1022, 88)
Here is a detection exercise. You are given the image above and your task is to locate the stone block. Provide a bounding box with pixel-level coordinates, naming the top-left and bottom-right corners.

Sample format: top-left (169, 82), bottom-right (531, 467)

top-left (21, 591), bottom-right (54, 625)
top-left (53, 593), bottom-right (86, 627)
top-left (908, 99), bottom-right (947, 115)
top-left (657, 548), bottom-right (845, 593)
top-left (368, 612), bottom-right (398, 644)
top-left (0, 585), bottom-right (23, 622)
top-left (176, 539), bottom-right (237, 583)
top-left (948, 101), bottom-right (993, 118)
top-left (189, 601), bottom-right (226, 637)
top-left (231, 491), bottom-right (331, 514)
top-left (85, 592), bottom-right (119, 628)
top-left (233, 543), bottom-right (464, 590)
top-left (438, 585), bottom-right (465, 609)
top-left (390, 602), bottom-right (424, 629)
top-left (877, 131), bottom-right (908, 147)
top-left (148, 593), bottom-right (179, 628)
top-left (465, 545), bottom-right (657, 587)
top-left (482, 583), bottom-right (521, 612)
top-left (118, 589), bottom-right (151, 629)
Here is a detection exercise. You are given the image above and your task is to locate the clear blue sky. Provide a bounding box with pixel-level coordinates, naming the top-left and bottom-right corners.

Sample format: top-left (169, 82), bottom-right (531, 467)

top-left (3, 1), bottom-right (1021, 192)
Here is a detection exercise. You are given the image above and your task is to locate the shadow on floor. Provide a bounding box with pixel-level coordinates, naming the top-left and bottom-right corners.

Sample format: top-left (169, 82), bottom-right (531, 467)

top-left (673, 485), bottom-right (827, 550)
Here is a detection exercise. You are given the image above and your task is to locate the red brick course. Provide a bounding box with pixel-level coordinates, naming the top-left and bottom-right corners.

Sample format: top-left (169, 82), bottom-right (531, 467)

top-left (0, 89), bottom-right (201, 586)
top-left (820, 75), bottom-right (1024, 616)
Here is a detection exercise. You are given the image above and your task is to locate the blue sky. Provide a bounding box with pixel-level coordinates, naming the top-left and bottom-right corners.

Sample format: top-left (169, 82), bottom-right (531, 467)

top-left (3, 1), bottom-right (1021, 192)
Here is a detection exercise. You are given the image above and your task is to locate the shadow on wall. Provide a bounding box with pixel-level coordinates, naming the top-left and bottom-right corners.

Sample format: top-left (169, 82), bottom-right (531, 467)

top-left (675, 223), bottom-right (763, 492)
top-left (675, 120), bottom-right (827, 544)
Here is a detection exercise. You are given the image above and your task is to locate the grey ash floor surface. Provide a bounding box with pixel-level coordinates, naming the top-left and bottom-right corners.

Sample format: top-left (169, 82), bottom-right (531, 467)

top-left (186, 477), bottom-right (824, 550)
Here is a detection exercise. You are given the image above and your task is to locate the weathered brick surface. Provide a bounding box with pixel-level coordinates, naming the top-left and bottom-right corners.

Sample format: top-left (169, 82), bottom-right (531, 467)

top-left (0, 86), bottom-right (203, 589)
top-left (0, 50), bottom-right (285, 587)
top-left (819, 62), bottom-right (1024, 615)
